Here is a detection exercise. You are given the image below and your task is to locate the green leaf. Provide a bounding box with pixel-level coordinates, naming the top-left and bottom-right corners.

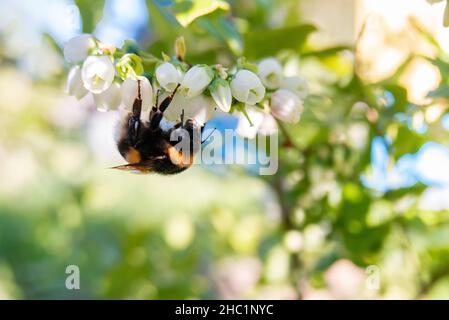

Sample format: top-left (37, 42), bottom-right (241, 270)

top-left (384, 183), bottom-right (427, 201)
top-left (301, 45), bottom-right (352, 59)
top-left (424, 56), bottom-right (449, 75)
top-left (393, 125), bottom-right (426, 158)
top-left (428, 84), bottom-right (449, 98)
top-left (243, 24), bottom-right (316, 59)
top-left (196, 15), bottom-right (243, 55)
top-left (116, 54), bottom-right (144, 79)
top-left (383, 84), bottom-right (408, 112)
top-left (172, 0), bottom-right (230, 27)
top-left (75, 0), bottom-right (105, 33)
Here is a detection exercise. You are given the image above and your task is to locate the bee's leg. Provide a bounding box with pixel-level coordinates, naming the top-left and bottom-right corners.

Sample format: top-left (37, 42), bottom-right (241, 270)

top-left (128, 86), bottom-right (143, 146)
top-left (159, 84), bottom-right (180, 113)
top-left (172, 109), bottom-right (185, 130)
top-left (149, 84), bottom-right (180, 130)
top-left (182, 119), bottom-right (202, 155)
top-left (201, 127), bottom-right (216, 144)
top-left (149, 89), bottom-right (161, 122)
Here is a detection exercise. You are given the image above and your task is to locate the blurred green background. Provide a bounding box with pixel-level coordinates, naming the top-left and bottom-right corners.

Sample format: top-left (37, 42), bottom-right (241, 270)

top-left (2, 0), bottom-right (449, 299)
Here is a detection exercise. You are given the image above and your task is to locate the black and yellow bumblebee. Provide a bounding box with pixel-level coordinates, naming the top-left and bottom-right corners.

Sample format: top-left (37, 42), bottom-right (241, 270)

top-left (113, 81), bottom-right (202, 174)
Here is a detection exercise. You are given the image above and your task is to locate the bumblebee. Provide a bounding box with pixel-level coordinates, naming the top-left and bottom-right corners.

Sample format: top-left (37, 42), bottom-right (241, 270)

top-left (113, 81), bottom-right (202, 174)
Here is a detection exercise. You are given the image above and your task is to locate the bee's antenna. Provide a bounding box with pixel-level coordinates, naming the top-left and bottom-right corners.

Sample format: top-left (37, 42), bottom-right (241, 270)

top-left (201, 127), bottom-right (217, 144)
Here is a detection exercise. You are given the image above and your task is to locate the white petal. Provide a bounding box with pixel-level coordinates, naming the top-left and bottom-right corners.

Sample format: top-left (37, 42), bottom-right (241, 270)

top-left (63, 34), bottom-right (95, 63)
top-left (161, 93), bottom-right (216, 125)
top-left (65, 66), bottom-right (88, 100)
top-left (236, 106), bottom-right (264, 139)
top-left (282, 76), bottom-right (308, 99)
top-left (156, 62), bottom-right (183, 92)
top-left (81, 55), bottom-right (115, 94)
top-left (211, 82), bottom-right (232, 112)
top-left (180, 65), bottom-right (213, 97)
top-left (230, 70), bottom-right (265, 104)
top-left (271, 89), bottom-right (303, 124)
top-left (258, 57), bottom-right (283, 89)
top-left (121, 76), bottom-right (153, 112)
top-left (93, 82), bottom-right (121, 112)
top-left (259, 113), bottom-right (278, 136)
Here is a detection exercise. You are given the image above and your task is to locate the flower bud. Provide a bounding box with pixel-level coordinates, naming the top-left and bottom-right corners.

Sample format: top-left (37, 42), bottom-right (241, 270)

top-left (270, 89), bottom-right (303, 124)
top-left (257, 57), bottom-right (283, 89)
top-left (121, 76), bottom-right (153, 112)
top-left (230, 69), bottom-right (265, 105)
top-left (81, 55), bottom-right (115, 94)
top-left (210, 80), bottom-right (232, 112)
top-left (63, 34), bottom-right (96, 63)
top-left (155, 62), bottom-right (183, 92)
top-left (93, 82), bottom-right (121, 112)
top-left (175, 36), bottom-right (186, 60)
top-left (161, 93), bottom-right (215, 125)
top-left (65, 66), bottom-right (88, 100)
top-left (282, 76), bottom-right (308, 99)
top-left (116, 53), bottom-right (144, 80)
top-left (180, 65), bottom-right (213, 97)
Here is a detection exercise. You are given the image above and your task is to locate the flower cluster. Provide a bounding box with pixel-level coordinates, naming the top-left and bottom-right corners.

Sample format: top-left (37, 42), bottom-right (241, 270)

top-left (64, 35), bottom-right (308, 137)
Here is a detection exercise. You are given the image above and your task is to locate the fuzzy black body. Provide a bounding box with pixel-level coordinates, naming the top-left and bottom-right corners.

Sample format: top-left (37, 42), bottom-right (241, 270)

top-left (114, 83), bottom-right (201, 174)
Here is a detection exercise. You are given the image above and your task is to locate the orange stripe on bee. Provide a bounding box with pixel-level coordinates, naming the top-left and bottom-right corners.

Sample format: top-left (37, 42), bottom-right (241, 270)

top-left (125, 147), bottom-right (141, 164)
top-left (167, 145), bottom-right (193, 168)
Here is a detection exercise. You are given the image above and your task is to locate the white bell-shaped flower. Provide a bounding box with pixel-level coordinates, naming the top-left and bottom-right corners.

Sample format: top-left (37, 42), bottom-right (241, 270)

top-left (180, 65), bottom-right (213, 97)
top-left (161, 93), bottom-right (216, 125)
top-left (155, 62), bottom-right (183, 92)
top-left (230, 70), bottom-right (265, 105)
top-left (121, 76), bottom-right (153, 112)
top-left (63, 34), bottom-right (96, 63)
top-left (282, 76), bottom-right (308, 99)
top-left (81, 55), bottom-right (115, 94)
top-left (210, 81), bottom-right (232, 112)
top-left (236, 106), bottom-right (265, 139)
top-left (93, 82), bottom-right (121, 112)
top-left (258, 113), bottom-right (278, 136)
top-left (65, 66), bottom-right (88, 100)
top-left (257, 57), bottom-right (283, 89)
top-left (270, 89), bottom-right (303, 124)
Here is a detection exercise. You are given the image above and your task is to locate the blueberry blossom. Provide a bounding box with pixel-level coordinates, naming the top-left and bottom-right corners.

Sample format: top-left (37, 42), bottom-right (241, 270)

top-left (236, 106), bottom-right (265, 139)
top-left (63, 34), bottom-right (96, 63)
top-left (93, 82), bottom-right (121, 112)
top-left (155, 62), bottom-right (183, 92)
top-left (282, 76), bottom-right (309, 99)
top-left (81, 55), bottom-right (115, 94)
top-left (180, 65), bottom-right (213, 97)
top-left (121, 76), bottom-right (153, 112)
top-left (230, 69), bottom-right (265, 105)
top-left (161, 93), bottom-right (215, 125)
top-left (270, 89), bottom-right (303, 124)
top-left (65, 66), bottom-right (88, 100)
top-left (210, 79), bottom-right (232, 112)
top-left (257, 57), bottom-right (283, 89)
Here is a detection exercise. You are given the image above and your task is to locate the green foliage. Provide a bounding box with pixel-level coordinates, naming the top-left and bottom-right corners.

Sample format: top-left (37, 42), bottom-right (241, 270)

top-left (2, 0), bottom-right (449, 300)
top-left (75, 0), bottom-right (105, 33)
top-left (244, 24), bottom-right (316, 59)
